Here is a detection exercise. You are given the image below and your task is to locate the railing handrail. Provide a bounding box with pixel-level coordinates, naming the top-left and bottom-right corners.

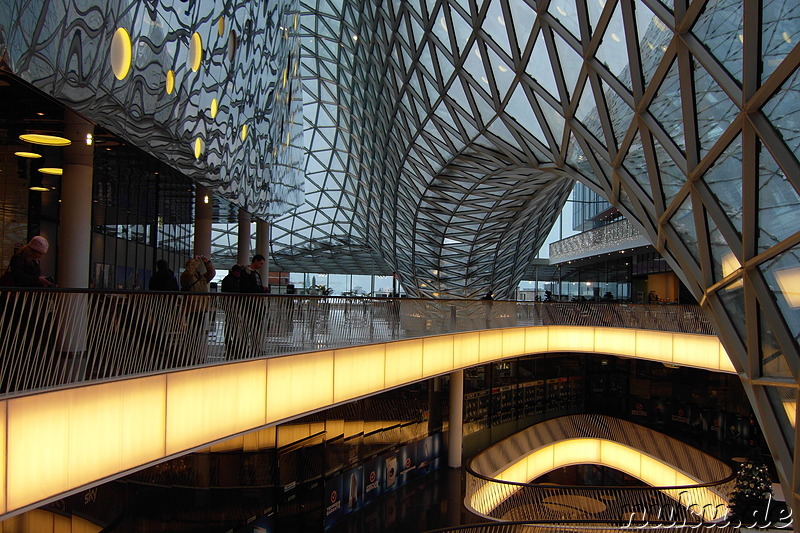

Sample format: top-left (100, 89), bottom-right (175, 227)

top-left (0, 289), bottom-right (717, 398)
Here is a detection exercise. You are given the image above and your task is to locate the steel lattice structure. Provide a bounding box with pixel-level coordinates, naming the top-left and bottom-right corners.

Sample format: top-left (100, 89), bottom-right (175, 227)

top-left (270, 0), bottom-right (800, 512)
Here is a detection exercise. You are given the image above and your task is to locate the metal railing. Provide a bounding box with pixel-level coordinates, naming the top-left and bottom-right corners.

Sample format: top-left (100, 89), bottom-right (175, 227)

top-left (424, 521), bottom-right (742, 532)
top-left (466, 415), bottom-right (735, 525)
top-left (0, 289), bottom-right (715, 397)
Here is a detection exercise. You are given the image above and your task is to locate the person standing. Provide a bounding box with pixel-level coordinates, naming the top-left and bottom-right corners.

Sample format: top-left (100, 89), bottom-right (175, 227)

top-left (149, 259), bottom-right (179, 291)
top-left (179, 256), bottom-right (216, 365)
top-left (0, 236), bottom-right (52, 393)
top-left (239, 254), bottom-right (267, 353)
top-left (239, 254), bottom-right (266, 293)
top-left (1, 236), bottom-right (53, 288)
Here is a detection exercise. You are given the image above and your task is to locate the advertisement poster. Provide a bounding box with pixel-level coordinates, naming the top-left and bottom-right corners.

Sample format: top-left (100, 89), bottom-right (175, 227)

top-left (416, 437), bottom-right (432, 475)
top-left (383, 452), bottom-right (398, 493)
top-left (323, 475), bottom-right (343, 529)
top-left (629, 397), bottom-right (649, 422)
top-left (362, 456), bottom-right (384, 505)
top-left (397, 442), bottom-right (416, 484)
top-left (342, 465), bottom-right (363, 515)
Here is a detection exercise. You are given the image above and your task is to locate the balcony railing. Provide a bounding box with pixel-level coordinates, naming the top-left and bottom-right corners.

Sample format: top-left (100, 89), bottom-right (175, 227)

top-left (0, 289), bottom-right (715, 397)
top-left (465, 415), bottom-right (735, 527)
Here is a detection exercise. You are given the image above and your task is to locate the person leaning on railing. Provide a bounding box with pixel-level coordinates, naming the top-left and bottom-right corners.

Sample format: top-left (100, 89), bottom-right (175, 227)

top-left (0, 236), bottom-right (53, 288)
top-left (0, 236), bottom-right (53, 393)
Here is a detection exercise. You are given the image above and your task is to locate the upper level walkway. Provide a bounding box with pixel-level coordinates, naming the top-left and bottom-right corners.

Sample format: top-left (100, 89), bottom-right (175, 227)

top-left (0, 290), bottom-right (733, 519)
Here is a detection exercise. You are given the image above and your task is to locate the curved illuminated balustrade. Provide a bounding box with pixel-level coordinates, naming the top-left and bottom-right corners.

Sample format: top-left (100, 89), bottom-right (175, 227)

top-left (0, 290), bottom-right (732, 519)
top-left (465, 415), bottom-right (735, 525)
top-left (0, 288), bottom-right (718, 398)
top-left (423, 521), bottom-right (741, 532)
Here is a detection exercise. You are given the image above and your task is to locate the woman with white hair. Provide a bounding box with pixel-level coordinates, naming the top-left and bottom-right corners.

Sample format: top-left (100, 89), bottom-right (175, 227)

top-left (1, 236), bottom-right (53, 287)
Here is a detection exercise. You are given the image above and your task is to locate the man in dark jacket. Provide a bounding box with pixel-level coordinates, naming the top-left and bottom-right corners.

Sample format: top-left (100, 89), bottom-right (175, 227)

top-left (221, 265), bottom-right (242, 292)
top-left (149, 259), bottom-right (179, 291)
top-left (240, 254), bottom-right (266, 293)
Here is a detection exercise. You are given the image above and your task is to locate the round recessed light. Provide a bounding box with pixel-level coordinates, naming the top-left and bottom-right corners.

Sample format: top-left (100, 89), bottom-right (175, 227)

top-left (241, 124), bottom-right (248, 141)
top-left (39, 167), bottom-right (63, 175)
top-left (15, 151), bottom-right (42, 159)
top-left (29, 186), bottom-right (50, 192)
top-left (19, 133), bottom-right (72, 146)
top-left (166, 70), bottom-right (175, 95)
top-left (189, 32), bottom-right (203, 72)
top-left (210, 98), bottom-right (218, 118)
top-left (194, 137), bottom-right (203, 159)
top-left (111, 27), bottom-right (133, 80)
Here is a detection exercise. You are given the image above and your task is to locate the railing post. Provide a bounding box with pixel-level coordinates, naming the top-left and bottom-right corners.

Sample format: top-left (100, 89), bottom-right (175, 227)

top-left (448, 369), bottom-right (464, 468)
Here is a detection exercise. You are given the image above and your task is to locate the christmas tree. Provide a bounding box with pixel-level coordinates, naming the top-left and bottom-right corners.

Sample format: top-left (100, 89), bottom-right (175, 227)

top-left (728, 458), bottom-right (773, 526)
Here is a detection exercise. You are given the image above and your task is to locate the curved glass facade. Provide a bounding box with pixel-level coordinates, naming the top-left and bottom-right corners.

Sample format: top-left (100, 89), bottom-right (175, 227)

top-left (279, 0), bottom-right (800, 498)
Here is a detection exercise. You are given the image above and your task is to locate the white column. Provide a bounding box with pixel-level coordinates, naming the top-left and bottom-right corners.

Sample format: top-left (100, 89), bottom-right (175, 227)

top-left (55, 110), bottom-right (94, 378)
top-left (194, 186), bottom-right (212, 257)
top-left (237, 209), bottom-right (251, 267)
top-left (448, 369), bottom-right (464, 468)
top-left (57, 110), bottom-right (94, 288)
top-left (255, 219), bottom-right (269, 289)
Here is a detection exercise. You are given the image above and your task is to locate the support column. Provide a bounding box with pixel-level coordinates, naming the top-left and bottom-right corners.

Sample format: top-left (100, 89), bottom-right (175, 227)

top-left (194, 186), bottom-right (212, 258)
top-left (255, 219), bottom-right (269, 290)
top-left (55, 110), bottom-right (94, 381)
top-left (237, 209), bottom-right (251, 267)
top-left (448, 369), bottom-right (464, 468)
top-left (57, 110), bottom-right (94, 288)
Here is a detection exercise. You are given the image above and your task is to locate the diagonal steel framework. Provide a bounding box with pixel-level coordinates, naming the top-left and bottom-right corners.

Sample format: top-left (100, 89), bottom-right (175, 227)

top-left (270, 0), bottom-right (800, 515)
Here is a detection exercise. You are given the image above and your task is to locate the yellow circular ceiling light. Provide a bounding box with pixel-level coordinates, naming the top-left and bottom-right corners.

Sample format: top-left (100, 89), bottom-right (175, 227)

top-left (210, 98), bottom-right (218, 118)
top-left (15, 151), bottom-right (42, 159)
top-left (166, 70), bottom-right (175, 95)
top-left (189, 32), bottom-right (203, 72)
top-left (194, 137), bottom-right (203, 159)
top-left (218, 18), bottom-right (225, 37)
top-left (29, 186), bottom-right (50, 192)
top-left (38, 168), bottom-right (64, 175)
top-left (19, 134), bottom-right (72, 146)
top-left (110, 27), bottom-right (133, 80)
top-left (241, 124), bottom-right (248, 141)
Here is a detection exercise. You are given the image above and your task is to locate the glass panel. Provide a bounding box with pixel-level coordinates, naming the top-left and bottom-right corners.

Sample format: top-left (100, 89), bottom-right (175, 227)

top-left (566, 134), bottom-right (598, 187)
top-left (705, 208), bottom-right (738, 285)
top-left (702, 135), bottom-right (743, 235)
top-left (761, 0), bottom-right (800, 84)
top-left (691, 0), bottom-right (744, 83)
top-left (553, 32), bottom-right (582, 99)
top-left (648, 58), bottom-right (685, 152)
top-left (758, 145), bottom-right (800, 254)
top-left (548, 0), bottom-right (581, 39)
top-left (760, 307), bottom-right (792, 378)
top-left (654, 135), bottom-right (686, 208)
top-left (635, 2), bottom-right (672, 87)
top-left (526, 31), bottom-right (559, 99)
top-left (669, 195), bottom-right (698, 261)
top-left (508, 0), bottom-right (537, 54)
top-left (759, 243), bottom-right (800, 347)
top-left (536, 93), bottom-right (565, 148)
top-left (586, 0), bottom-right (606, 38)
top-left (505, 83), bottom-right (548, 144)
top-left (622, 130), bottom-right (652, 200)
top-left (694, 60), bottom-right (739, 161)
top-left (766, 386), bottom-right (796, 445)
top-left (717, 278), bottom-right (746, 346)
top-left (484, 0), bottom-right (515, 56)
top-left (602, 80), bottom-right (634, 151)
top-left (762, 67), bottom-right (800, 160)
top-left (595, 0), bottom-right (632, 91)
top-left (575, 81), bottom-right (605, 142)
top-left (486, 46), bottom-right (514, 100)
